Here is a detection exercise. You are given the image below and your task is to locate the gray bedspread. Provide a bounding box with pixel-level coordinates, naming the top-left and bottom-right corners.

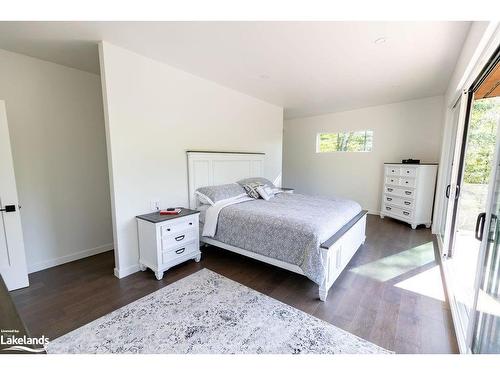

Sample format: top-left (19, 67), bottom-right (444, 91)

top-left (202, 193), bottom-right (362, 285)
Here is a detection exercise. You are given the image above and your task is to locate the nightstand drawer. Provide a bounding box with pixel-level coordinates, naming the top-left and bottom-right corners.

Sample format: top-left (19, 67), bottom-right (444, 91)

top-left (161, 218), bottom-right (196, 236)
top-left (162, 228), bottom-right (197, 250)
top-left (162, 241), bottom-right (198, 264)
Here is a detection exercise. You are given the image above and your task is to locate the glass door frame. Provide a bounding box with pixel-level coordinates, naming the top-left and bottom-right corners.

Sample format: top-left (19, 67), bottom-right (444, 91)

top-left (441, 88), bottom-right (475, 353)
top-left (442, 44), bottom-right (500, 353)
top-left (469, 114), bottom-right (500, 352)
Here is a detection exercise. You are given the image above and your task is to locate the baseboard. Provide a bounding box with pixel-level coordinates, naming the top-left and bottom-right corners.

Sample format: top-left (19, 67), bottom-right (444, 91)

top-left (366, 209), bottom-right (380, 216)
top-left (28, 243), bottom-right (114, 273)
top-left (114, 263), bottom-right (140, 279)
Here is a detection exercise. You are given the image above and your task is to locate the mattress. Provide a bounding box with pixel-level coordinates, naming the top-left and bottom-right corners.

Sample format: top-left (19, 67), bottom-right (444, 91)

top-left (201, 192), bottom-right (362, 285)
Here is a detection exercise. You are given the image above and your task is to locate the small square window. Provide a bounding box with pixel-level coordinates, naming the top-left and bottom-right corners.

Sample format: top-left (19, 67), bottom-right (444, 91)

top-left (316, 130), bottom-right (373, 153)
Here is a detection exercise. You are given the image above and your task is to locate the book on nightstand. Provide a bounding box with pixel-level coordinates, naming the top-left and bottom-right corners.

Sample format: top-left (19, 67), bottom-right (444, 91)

top-left (159, 208), bottom-right (182, 215)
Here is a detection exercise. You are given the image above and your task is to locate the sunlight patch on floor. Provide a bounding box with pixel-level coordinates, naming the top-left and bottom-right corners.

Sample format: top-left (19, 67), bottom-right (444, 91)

top-left (349, 241), bottom-right (435, 282)
top-left (394, 265), bottom-right (446, 302)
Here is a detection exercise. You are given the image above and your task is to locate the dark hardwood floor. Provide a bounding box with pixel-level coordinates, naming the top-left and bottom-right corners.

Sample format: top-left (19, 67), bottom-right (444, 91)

top-left (10, 214), bottom-right (458, 353)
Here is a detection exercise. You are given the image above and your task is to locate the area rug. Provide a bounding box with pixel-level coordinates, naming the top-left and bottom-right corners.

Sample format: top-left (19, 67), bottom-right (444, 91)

top-left (46, 269), bottom-right (391, 354)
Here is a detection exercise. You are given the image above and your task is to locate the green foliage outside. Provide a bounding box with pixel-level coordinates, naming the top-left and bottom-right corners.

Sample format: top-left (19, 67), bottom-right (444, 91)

top-left (463, 97), bottom-right (500, 184)
top-left (318, 130), bottom-right (373, 152)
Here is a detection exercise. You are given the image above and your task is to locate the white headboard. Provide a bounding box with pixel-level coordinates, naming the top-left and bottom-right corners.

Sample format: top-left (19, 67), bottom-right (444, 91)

top-left (187, 151), bottom-right (265, 209)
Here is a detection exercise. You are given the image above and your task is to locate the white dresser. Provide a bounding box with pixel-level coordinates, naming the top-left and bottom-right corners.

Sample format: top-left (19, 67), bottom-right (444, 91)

top-left (380, 163), bottom-right (438, 229)
top-left (136, 209), bottom-right (201, 280)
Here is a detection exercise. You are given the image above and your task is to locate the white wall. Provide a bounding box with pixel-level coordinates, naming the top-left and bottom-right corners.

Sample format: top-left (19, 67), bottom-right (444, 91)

top-left (0, 48), bottom-right (113, 273)
top-left (98, 41), bottom-right (283, 278)
top-left (283, 96), bottom-right (444, 214)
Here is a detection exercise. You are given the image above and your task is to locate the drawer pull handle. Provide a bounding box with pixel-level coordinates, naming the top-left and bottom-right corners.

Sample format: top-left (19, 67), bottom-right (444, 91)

top-left (189, 222), bottom-right (193, 225)
top-left (404, 201), bottom-right (411, 205)
top-left (405, 181), bottom-right (409, 184)
top-left (403, 211), bottom-right (410, 216)
top-left (405, 191), bottom-right (411, 195)
top-left (386, 206), bottom-right (392, 211)
top-left (392, 170), bottom-right (395, 173)
top-left (406, 170), bottom-right (410, 174)
top-left (387, 197), bottom-right (392, 201)
top-left (175, 235), bottom-right (185, 241)
top-left (175, 248), bottom-right (185, 254)
top-left (387, 188), bottom-right (393, 192)
top-left (166, 228), bottom-right (171, 231)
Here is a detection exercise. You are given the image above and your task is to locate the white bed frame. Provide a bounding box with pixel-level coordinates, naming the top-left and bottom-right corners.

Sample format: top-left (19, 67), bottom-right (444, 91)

top-left (187, 151), bottom-right (366, 301)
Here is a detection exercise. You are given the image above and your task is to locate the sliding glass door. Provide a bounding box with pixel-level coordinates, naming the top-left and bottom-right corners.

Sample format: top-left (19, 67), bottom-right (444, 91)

top-left (470, 105), bottom-right (500, 353)
top-left (442, 51), bottom-right (500, 352)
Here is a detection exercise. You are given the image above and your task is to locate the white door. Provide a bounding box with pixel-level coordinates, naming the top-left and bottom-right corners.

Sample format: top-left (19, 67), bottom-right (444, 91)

top-left (0, 100), bottom-right (29, 290)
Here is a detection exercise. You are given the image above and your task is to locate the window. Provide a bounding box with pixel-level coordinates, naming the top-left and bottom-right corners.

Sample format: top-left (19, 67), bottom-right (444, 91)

top-left (316, 130), bottom-right (373, 152)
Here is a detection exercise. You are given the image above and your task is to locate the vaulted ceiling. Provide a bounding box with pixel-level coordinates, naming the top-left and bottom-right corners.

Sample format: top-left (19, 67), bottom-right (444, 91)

top-left (0, 21), bottom-right (471, 118)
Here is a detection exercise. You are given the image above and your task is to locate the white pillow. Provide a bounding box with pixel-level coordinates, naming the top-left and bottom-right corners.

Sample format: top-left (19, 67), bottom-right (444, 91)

top-left (256, 185), bottom-right (275, 201)
top-left (195, 183), bottom-right (246, 206)
top-left (195, 191), bottom-right (214, 205)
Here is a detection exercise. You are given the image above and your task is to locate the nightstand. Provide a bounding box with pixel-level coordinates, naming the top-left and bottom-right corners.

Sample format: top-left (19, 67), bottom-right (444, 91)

top-left (136, 208), bottom-right (201, 280)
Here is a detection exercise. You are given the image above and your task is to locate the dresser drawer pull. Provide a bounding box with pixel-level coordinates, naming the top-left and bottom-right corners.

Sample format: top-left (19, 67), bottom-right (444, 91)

top-left (390, 179), bottom-right (395, 183)
top-left (386, 197), bottom-right (392, 201)
top-left (386, 206), bottom-right (392, 211)
top-left (387, 188), bottom-right (393, 192)
top-left (404, 201), bottom-right (411, 205)
top-left (403, 211), bottom-right (410, 216)
top-left (391, 169), bottom-right (396, 173)
top-left (175, 248), bottom-right (185, 254)
top-left (405, 181), bottom-right (409, 184)
top-left (406, 170), bottom-right (410, 174)
top-left (405, 191), bottom-right (412, 195)
top-left (189, 222), bottom-right (193, 225)
top-left (166, 228), bottom-right (171, 231)
top-left (175, 235), bottom-right (185, 241)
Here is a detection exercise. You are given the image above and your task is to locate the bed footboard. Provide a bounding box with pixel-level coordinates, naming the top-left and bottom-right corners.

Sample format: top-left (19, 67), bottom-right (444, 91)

top-left (318, 211), bottom-right (367, 301)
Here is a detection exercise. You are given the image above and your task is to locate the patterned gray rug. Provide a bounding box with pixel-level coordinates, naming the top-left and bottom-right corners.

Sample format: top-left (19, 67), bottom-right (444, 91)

top-left (46, 269), bottom-right (391, 354)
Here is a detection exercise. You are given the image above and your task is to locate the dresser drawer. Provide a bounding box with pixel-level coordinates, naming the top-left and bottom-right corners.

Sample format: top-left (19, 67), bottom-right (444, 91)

top-left (160, 218), bottom-right (196, 236)
top-left (401, 167), bottom-right (417, 178)
top-left (385, 166), bottom-right (400, 176)
top-left (399, 177), bottom-right (416, 188)
top-left (162, 228), bottom-right (197, 251)
top-left (384, 185), bottom-right (415, 198)
top-left (383, 204), bottom-right (413, 219)
top-left (385, 176), bottom-right (399, 185)
top-left (162, 241), bottom-right (198, 264)
top-left (383, 195), bottom-right (414, 209)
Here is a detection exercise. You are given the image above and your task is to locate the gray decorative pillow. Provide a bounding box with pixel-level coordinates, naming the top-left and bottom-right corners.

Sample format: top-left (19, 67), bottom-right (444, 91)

top-left (242, 182), bottom-right (262, 199)
top-left (195, 183), bottom-right (246, 206)
top-left (237, 177), bottom-right (275, 188)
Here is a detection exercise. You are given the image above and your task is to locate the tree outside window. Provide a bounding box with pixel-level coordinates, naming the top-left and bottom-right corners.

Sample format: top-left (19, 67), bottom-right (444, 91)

top-left (317, 130), bottom-right (373, 152)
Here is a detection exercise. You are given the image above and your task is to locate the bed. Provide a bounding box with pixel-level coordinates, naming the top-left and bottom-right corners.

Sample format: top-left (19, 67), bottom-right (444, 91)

top-left (187, 151), bottom-right (367, 301)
